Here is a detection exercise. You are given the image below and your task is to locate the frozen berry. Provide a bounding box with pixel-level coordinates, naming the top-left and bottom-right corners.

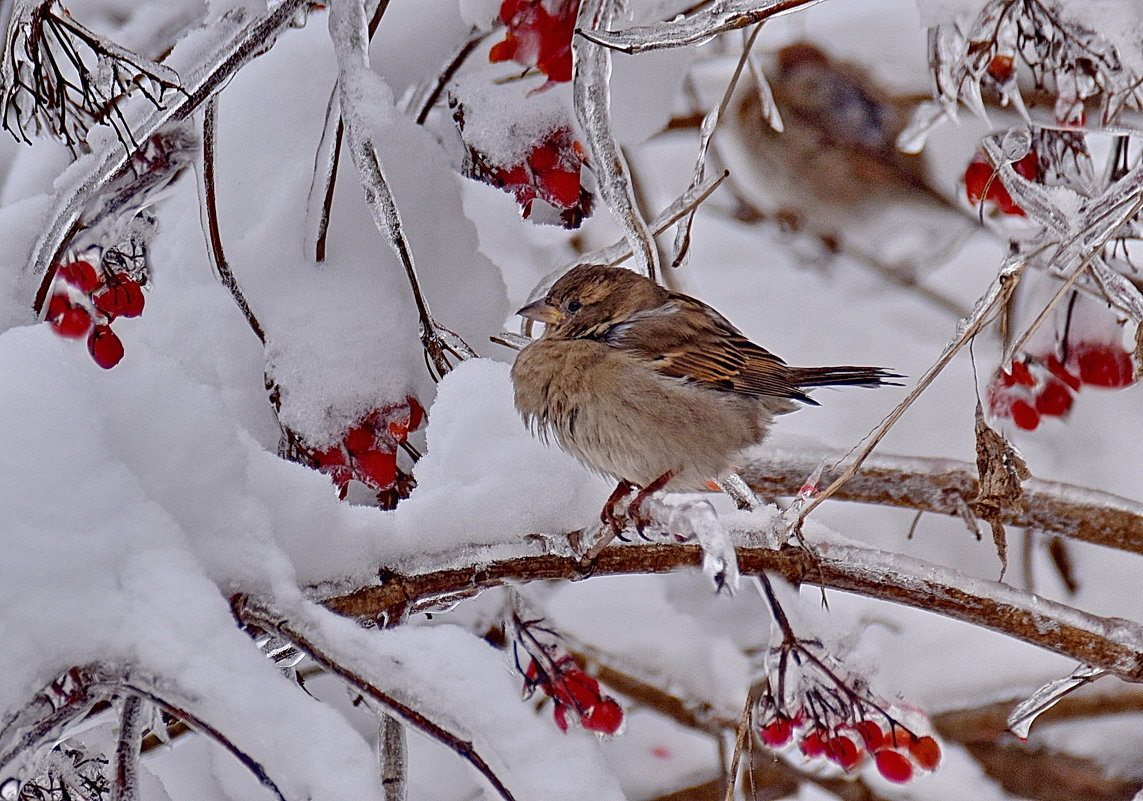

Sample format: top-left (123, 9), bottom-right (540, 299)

top-left (58, 261), bottom-right (101, 293)
top-left (1034, 379), bottom-right (1073, 417)
top-left (582, 698), bottom-right (623, 735)
top-left (1074, 344), bottom-right (1134, 388)
top-left (47, 292), bottom-right (72, 321)
top-left (1045, 353), bottom-right (1081, 391)
top-left (355, 449), bottom-right (397, 488)
top-left (93, 276), bottom-right (145, 318)
top-left (87, 325), bottom-right (124, 369)
top-left (874, 749), bottom-right (914, 782)
top-left (799, 730), bottom-right (827, 758)
top-left (987, 54), bottom-right (1014, 82)
top-left (964, 161), bottom-right (993, 205)
top-left (909, 735), bottom-right (941, 770)
top-left (51, 306), bottom-right (92, 339)
top-left (824, 736), bottom-right (862, 770)
top-left (1010, 399), bottom-right (1040, 431)
top-left (344, 424), bottom-right (375, 454)
top-left (760, 716), bottom-right (793, 748)
top-left (852, 720), bottom-right (885, 751)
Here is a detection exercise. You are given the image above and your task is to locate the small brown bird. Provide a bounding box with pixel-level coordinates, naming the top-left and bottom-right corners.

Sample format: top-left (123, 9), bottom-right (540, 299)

top-left (511, 264), bottom-right (898, 534)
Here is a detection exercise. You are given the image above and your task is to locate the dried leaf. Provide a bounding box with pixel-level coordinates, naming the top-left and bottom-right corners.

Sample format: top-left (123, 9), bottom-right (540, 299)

top-left (972, 401), bottom-right (1032, 579)
top-left (1135, 322), bottom-right (1143, 382)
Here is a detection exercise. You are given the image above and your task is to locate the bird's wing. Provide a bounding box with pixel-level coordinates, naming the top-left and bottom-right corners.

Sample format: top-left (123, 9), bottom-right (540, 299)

top-left (604, 296), bottom-right (814, 403)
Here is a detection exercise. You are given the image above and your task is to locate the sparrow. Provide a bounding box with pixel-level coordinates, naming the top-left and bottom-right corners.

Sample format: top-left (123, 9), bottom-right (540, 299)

top-left (511, 264), bottom-right (899, 535)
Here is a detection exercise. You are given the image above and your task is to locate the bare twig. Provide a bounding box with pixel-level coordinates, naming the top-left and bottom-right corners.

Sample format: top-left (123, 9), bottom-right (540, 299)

top-left (379, 714), bottom-right (408, 801)
top-left (198, 96), bottom-right (265, 344)
top-left (28, 0), bottom-right (313, 313)
top-left (793, 258), bottom-right (1024, 526)
top-left (234, 594), bottom-right (519, 801)
top-left (111, 695), bottom-right (145, 801)
top-left (319, 533), bottom-right (1143, 683)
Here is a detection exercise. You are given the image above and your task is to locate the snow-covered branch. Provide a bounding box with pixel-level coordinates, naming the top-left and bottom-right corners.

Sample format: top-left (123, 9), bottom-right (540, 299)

top-left (320, 531), bottom-right (1143, 682)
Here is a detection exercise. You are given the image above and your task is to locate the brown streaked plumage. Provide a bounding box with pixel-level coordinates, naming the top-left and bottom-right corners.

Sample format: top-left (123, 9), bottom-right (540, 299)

top-left (511, 264), bottom-right (898, 534)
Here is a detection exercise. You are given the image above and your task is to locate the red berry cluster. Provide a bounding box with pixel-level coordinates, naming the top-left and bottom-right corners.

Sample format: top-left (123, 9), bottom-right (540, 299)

top-left (489, 0), bottom-right (579, 85)
top-left (964, 149), bottom-right (1038, 216)
top-left (478, 128), bottom-right (593, 228)
top-left (758, 711), bottom-right (941, 783)
top-left (988, 344), bottom-right (1135, 431)
top-left (45, 259), bottom-right (146, 369)
top-left (304, 396), bottom-right (425, 499)
top-left (523, 656), bottom-right (624, 735)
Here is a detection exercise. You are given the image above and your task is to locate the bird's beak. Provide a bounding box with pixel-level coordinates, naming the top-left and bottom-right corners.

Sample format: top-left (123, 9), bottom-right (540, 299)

top-left (516, 299), bottom-right (564, 326)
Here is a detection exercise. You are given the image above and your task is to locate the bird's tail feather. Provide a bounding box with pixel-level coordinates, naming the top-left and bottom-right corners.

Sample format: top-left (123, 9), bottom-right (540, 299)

top-left (789, 366), bottom-right (903, 390)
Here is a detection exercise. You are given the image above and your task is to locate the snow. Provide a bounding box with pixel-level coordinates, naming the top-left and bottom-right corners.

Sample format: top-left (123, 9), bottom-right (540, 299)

top-left (4, 0), bottom-right (1143, 798)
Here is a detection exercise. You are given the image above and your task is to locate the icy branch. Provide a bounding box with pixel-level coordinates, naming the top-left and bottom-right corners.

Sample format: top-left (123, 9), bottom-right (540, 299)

top-left (234, 594), bottom-right (520, 801)
top-left (319, 529), bottom-right (1143, 683)
top-left (328, 0), bottom-right (476, 378)
top-left (573, 0), bottom-right (660, 281)
top-left (111, 695), bottom-right (145, 801)
top-left (24, 0), bottom-right (312, 311)
top-left (577, 0), bottom-right (823, 54)
top-left (738, 445), bottom-right (1143, 557)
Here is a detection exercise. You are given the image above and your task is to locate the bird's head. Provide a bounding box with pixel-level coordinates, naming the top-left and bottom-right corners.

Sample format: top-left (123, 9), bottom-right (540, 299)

top-left (516, 265), bottom-right (667, 339)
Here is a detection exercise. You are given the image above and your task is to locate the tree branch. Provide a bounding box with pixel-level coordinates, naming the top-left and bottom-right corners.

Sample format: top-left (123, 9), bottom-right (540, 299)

top-left (319, 532), bottom-right (1143, 682)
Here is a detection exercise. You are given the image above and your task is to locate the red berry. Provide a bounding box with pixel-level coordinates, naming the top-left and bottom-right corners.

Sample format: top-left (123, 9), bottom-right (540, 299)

top-left (355, 449), bottom-right (397, 489)
top-left (874, 749), bottom-right (914, 783)
top-left (51, 306), bottom-right (92, 338)
top-left (1010, 399), bottom-right (1040, 430)
top-left (58, 261), bottom-right (101, 293)
top-left (760, 716), bottom-right (793, 748)
top-left (1074, 344), bottom-right (1134, 388)
top-left (312, 446), bottom-right (346, 467)
top-left (541, 168), bottom-right (583, 208)
top-left (344, 424), bottom-right (375, 454)
top-left (987, 54), bottom-right (1014, 82)
top-left (909, 735), bottom-right (941, 770)
top-left (93, 276), bottom-right (145, 318)
top-left (528, 143), bottom-right (558, 173)
top-left (552, 703), bottom-right (570, 733)
top-left (1034, 379), bottom-right (1073, 417)
top-left (582, 698), bottom-right (624, 734)
top-left (852, 720), bottom-right (885, 751)
top-left (1005, 360), bottom-right (1035, 387)
top-left (824, 736), bottom-right (863, 770)
top-left (1013, 150), bottom-right (1039, 182)
top-left (1045, 353), bottom-right (1081, 391)
top-left (964, 161), bottom-right (993, 205)
top-left (87, 325), bottom-right (124, 369)
top-left (799, 730), bottom-right (827, 758)
top-left (47, 292), bottom-right (72, 320)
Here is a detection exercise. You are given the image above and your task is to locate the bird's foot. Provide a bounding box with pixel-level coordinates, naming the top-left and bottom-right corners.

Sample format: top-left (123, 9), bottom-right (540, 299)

top-left (626, 471), bottom-right (675, 539)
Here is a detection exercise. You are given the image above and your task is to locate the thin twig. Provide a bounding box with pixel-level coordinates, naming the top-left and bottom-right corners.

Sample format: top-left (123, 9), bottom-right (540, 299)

top-left (793, 259), bottom-right (1024, 526)
top-left (111, 695), bottom-right (144, 801)
top-left (199, 96), bottom-right (265, 343)
top-left (234, 595), bottom-right (519, 801)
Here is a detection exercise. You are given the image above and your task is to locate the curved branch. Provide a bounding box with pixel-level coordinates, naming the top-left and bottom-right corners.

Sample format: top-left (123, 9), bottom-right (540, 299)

top-left (737, 447), bottom-right (1143, 555)
top-left (319, 534), bottom-right (1143, 683)
top-left (234, 595), bottom-right (518, 801)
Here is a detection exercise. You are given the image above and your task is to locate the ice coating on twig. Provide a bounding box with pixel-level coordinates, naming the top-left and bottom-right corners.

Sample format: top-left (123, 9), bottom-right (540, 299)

top-left (577, 0), bottom-right (823, 55)
top-left (1007, 664), bottom-right (1107, 739)
top-left (572, 0), bottom-right (660, 281)
top-left (642, 495), bottom-right (740, 593)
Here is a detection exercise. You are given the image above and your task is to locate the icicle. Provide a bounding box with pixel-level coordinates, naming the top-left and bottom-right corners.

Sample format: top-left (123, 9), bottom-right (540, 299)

top-left (1008, 664), bottom-right (1107, 740)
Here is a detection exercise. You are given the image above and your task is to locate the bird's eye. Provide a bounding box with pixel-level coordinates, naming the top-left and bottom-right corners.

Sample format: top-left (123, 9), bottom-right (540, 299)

top-left (566, 300), bottom-right (582, 313)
